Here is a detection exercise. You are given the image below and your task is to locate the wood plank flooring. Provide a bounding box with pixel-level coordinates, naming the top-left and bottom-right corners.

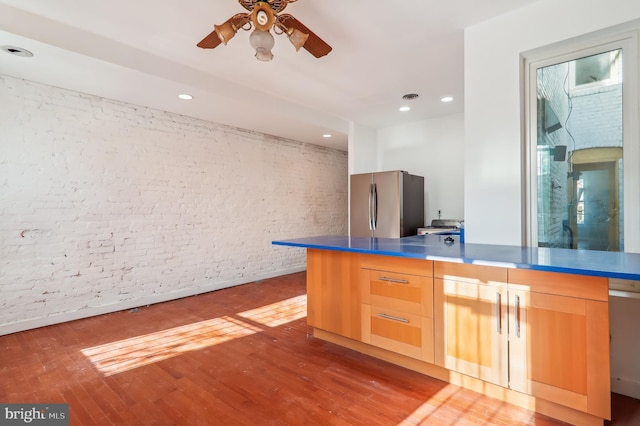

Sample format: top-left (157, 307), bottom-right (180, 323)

top-left (1, 272), bottom-right (638, 425)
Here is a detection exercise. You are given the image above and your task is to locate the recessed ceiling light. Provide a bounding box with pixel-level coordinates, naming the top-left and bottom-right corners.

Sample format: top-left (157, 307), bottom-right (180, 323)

top-left (399, 106), bottom-right (411, 112)
top-left (441, 96), bottom-right (454, 103)
top-left (178, 93), bottom-right (193, 100)
top-left (1, 45), bottom-right (34, 57)
top-left (322, 134), bottom-right (332, 138)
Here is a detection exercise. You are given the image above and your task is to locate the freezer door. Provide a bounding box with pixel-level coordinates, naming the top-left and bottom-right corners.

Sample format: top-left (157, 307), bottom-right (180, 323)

top-left (350, 173), bottom-right (374, 237)
top-left (401, 173), bottom-right (425, 236)
top-left (372, 171), bottom-right (402, 238)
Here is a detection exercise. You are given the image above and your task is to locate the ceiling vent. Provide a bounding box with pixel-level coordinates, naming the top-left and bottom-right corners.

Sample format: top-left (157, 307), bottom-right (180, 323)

top-left (1, 46), bottom-right (34, 57)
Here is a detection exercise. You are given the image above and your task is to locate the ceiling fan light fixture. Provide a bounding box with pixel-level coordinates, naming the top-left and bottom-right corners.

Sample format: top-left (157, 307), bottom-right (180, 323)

top-left (249, 29), bottom-right (275, 50)
top-left (214, 22), bottom-right (238, 45)
top-left (287, 28), bottom-right (309, 51)
top-left (254, 50), bottom-right (274, 62)
top-left (250, 29), bottom-right (275, 61)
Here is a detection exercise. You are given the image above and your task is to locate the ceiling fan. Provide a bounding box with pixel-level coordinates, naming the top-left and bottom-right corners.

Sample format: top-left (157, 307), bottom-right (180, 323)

top-left (197, 0), bottom-right (332, 61)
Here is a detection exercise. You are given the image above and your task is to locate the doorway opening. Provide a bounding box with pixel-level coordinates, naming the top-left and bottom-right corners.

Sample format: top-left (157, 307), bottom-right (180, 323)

top-left (570, 148), bottom-right (623, 250)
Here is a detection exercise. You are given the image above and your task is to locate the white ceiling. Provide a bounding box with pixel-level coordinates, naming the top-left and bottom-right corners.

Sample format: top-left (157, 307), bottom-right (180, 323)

top-left (0, 0), bottom-right (539, 150)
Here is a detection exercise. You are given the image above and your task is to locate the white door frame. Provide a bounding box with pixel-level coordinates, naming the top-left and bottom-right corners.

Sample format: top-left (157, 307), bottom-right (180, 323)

top-left (521, 28), bottom-right (640, 253)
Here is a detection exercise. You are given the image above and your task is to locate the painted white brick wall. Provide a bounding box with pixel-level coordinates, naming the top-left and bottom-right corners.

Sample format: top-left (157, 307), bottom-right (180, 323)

top-left (537, 63), bottom-right (572, 247)
top-left (568, 84), bottom-right (623, 149)
top-left (0, 75), bottom-right (348, 335)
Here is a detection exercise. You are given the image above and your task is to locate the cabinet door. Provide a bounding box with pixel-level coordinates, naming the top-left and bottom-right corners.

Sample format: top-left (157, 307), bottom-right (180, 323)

top-left (508, 269), bottom-right (610, 419)
top-left (306, 249), bottom-right (361, 340)
top-left (434, 277), bottom-right (509, 387)
top-left (508, 286), bottom-right (610, 419)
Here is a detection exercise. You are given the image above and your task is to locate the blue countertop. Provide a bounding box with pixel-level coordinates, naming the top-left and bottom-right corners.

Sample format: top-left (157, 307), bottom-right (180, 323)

top-left (272, 234), bottom-right (640, 281)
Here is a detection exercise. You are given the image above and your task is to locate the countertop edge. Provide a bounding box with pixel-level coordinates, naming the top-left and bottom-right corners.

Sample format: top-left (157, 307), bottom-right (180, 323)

top-left (272, 236), bottom-right (640, 281)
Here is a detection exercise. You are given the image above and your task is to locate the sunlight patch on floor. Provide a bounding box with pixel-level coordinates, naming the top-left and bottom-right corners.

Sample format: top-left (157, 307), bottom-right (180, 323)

top-left (396, 385), bottom-right (474, 425)
top-left (237, 294), bottom-right (307, 327)
top-left (396, 395), bottom-right (443, 425)
top-left (81, 315), bottom-right (261, 376)
top-left (82, 294), bottom-right (309, 376)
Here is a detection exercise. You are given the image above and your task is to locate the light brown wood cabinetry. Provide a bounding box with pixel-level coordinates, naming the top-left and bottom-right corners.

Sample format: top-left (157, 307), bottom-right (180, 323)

top-left (434, 262), bottom-right (509, 386)
top-left (306, 249), bottom-right (362, 340)
top-left (306, 250), bottom-right (611, 424)
top-left (360, 255), bottom-right (434, 363)
top-left (508, 269), bottom-right (611, 420)
top-left (434, 262), bottom-right (611, 421)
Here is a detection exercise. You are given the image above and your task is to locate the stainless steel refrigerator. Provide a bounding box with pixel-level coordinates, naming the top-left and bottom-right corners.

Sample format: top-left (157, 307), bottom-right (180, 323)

top-left (350, 170), bottom-right (424, 238)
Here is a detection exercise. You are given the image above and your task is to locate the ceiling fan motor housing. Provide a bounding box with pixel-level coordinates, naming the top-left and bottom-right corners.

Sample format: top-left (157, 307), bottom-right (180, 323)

top-left (251, 2), bottom-right (276, 31)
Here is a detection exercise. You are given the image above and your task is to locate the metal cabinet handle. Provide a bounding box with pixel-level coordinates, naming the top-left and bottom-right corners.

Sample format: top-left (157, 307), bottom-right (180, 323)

top-left (377, 313), bottom-right (409, 323)
top-left (515, 295), bottom-right (521, 338)
top-left (496, 292), bottom-right (502, 334)
top-left (378, 277), bottom-right (409, 285)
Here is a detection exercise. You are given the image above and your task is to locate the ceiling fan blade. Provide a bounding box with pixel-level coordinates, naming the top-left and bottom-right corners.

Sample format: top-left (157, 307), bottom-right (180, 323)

top-left (278, 14), bottom-right (332, 58)
top-left (197, 30), bottom-right (223, 49)
top-left (197, 14), bottom-right (249, 49)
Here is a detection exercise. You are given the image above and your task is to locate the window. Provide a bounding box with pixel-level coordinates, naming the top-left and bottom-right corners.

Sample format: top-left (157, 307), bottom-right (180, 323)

top-left (524, 29), bottom-right (639, 253)
top-left (572, 50), bottom-right (622, 88)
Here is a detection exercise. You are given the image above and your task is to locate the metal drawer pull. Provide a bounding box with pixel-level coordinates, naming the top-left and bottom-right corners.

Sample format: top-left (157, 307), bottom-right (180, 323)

top-left (377, 313), bottom-right (409, 323)
top-left (496, 292), bottom-right (502, 334)
top-left (515, 295), bottom-right (521, 339)
top-left (378, 277), bottom-right (409, 284)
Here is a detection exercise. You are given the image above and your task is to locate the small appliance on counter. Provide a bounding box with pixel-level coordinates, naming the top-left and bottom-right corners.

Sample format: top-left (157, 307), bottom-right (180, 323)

top-left (418, 219), bottom-right (463, 235)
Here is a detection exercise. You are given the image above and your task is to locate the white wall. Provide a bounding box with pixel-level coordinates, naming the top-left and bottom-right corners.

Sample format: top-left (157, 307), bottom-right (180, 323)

top-left (464, 0), bottom-right (640, 245)
top-left (464, 0), bottom-right (640, 400)
top-left (349, 114), bottom-right (464, 227)
top-left (348, 121), bottom-right (377, 175)
top-left (0, 75), bottom-right (348, 335)
top-left (376, 113), bottom-right (465, 225)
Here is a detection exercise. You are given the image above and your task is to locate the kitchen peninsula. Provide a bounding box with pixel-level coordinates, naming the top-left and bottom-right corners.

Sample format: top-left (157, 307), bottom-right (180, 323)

top-left (272, 234), bottom-right (640, 426)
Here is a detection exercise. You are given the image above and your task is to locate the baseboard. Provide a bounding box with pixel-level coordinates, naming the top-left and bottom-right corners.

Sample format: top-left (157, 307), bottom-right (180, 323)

top-left (611, 377), bottom-right (640, 399)
top-left (0, 267), bottom-right (306, 336)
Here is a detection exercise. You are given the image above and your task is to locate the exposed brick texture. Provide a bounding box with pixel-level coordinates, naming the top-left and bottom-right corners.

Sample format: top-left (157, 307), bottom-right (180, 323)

top-left (0, 75), bottom-right (348, 334)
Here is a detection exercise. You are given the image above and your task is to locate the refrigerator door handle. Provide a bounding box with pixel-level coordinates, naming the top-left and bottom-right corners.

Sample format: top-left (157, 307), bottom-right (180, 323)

top-left (368, 184), bottom-right (374, 230)
top-left (372, 183), bottom-right (378, 230)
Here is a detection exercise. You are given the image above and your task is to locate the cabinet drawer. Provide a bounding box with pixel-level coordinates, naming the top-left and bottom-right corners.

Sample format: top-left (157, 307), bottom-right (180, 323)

top-left (361, 270), bottom-right (433, 316)
top-left (362, 305), bottom-right (434, 363)
top-left (361, 254), bottom-right (432, 276)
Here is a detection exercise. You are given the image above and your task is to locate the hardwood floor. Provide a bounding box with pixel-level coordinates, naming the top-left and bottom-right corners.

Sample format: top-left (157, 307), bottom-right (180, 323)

top-left (1, 272), bottom-right (638, 425)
